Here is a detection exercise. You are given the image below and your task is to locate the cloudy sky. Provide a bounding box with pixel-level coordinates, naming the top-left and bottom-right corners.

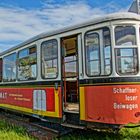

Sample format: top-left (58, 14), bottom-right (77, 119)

top-left (0, 0), bottom-right (133, 52)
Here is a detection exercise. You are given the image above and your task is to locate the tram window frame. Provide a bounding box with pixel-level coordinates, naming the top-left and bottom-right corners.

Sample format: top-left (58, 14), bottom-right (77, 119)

top-left (103, 27), bottom-right (112, 75)
top-left (84, 27), bottom-right (112, 77)
top-left (85, 32), bottom-right (101, 76)
top-left (41, 39), bottom-right (58, 79)
top-left (3, 53), bottom-right (17, 82)
top-left (115, 25), bottom-right (136, 46)
top-left (0, 58), bottom-right (2, 82)
top-left (115, 48), bottom-right (138, 75)
top-left (114, 25), bottom-right (138, 75)
top-left (17, 45), bottom-right (37, 81)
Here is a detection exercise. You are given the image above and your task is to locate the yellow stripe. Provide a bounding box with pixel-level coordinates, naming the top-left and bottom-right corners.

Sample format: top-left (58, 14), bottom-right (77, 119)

top-left (80, 87), bottom-right (85, 120)
top-left (54, 89), bottom-right (60, 117)
top-left (0, 90), bottom-right (60, 118)
top-left (0, 103), bottom-right (60, 117)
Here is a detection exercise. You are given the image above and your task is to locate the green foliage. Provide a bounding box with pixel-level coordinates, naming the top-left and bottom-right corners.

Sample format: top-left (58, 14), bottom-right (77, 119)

top-left (0, 120), bottom-right (35, 140)
top-left (19, 55), bottom-right (36, 66)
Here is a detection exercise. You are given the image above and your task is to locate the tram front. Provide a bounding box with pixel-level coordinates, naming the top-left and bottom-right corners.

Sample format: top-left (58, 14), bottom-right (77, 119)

top-left (81, 13), bottom-right (140, 129)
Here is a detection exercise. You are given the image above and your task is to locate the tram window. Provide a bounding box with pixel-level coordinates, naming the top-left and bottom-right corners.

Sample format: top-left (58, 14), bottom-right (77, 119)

top-left (85, 32), bottom-right (100, 76)
top-left (41, 39), bottom-right (58, 79)
top-left (18, 46), bottom-right (37, 81)
top-left (103, 28), bottom-right (111, 75)
top-left (115, 26), bottom-right (136, 46)
top-left (116, 48), bottom-right (138, 75)
top-left (3, 53), bottom-right (16, 82)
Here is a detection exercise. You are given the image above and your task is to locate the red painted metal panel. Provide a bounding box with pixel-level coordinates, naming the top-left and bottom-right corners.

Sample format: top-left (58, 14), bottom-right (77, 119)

top-left (0, 87), bottom-right (61, 117)
top-left (0, 88), bottom-right (32, 108)
top-left (46, 88), bottom-right (55, 111)
top-left (0, 87), bottom-right (57, 112)
top-left (18, 88), bottom-right (33, 108)
top-left (85, 85), bottom-right (140, 124)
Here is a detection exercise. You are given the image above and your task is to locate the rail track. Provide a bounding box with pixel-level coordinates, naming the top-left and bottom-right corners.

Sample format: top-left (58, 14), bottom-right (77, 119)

top-left (0, 109), bottom-right (127, 140)
top-left (0, 109), bottom-right (75, 140)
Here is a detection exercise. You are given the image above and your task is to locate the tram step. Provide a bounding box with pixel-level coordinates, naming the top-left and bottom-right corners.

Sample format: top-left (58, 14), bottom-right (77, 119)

top-left (61, 123), bottom-right (85, 129)
top-left (63, 110), bottom-right (79, 114)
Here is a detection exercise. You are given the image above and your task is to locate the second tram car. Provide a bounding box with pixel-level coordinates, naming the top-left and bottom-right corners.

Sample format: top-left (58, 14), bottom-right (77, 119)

top-left (0, 12), bottom-right (140, 129)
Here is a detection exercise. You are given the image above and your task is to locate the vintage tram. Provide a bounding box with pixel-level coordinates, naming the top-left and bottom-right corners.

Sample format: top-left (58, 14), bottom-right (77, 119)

top-left (0, 12), bottom-right (140, 129)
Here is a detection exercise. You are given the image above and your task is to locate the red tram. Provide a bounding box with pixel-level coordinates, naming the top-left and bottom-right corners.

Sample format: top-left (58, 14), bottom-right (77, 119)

top-left (0, 12), bottom-right (140, 129)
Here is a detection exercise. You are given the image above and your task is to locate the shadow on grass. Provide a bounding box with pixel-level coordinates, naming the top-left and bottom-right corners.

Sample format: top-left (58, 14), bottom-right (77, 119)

top-left (59, 126), bottom-right (140, 140)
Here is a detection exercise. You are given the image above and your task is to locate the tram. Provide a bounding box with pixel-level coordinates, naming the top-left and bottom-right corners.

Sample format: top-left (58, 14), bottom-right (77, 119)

top-left (0, 11), bottom-right (140, 129)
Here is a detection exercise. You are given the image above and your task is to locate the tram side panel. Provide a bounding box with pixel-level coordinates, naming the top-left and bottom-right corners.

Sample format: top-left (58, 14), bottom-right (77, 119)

top-left (80, 85), bottom-right (140, 125)
top-left (0, 87), bottom-right (62, 118)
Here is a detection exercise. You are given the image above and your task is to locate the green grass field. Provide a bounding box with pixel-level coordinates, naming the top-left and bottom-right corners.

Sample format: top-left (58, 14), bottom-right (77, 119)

top-left (0, 120), bottom-right (140, 140)
top-left (0, 120), bottom-right (35, 140)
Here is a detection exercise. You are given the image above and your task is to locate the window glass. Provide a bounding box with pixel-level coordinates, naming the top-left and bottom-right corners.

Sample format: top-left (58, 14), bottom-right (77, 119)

top-left (115, 26), bottom-right (136, 46)
top-left (85, 32), bottom-right (100, 76)
top-left (65, 56), bottom-right (76, 77)
top-left (103, 28), bottom-right (111, 75)
top-left (116, 48), bottom-right (138, 75)
top-left (3, 53), bottom-right (16, 82)
top-left (42, 40), bottom-right (58, 78)
top-left (18, 46), bottom-right (37, 81)
top-left (19, 49), bottom-right (28, 58)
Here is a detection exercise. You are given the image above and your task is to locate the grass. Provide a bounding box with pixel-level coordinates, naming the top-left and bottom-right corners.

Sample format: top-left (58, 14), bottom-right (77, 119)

top-left (0, 119), bottom-right (140, 140)
top-left (0, 120), bottom-right (35, 140)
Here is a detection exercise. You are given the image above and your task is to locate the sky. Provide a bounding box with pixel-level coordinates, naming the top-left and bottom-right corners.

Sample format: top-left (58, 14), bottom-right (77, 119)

top-left (0, 0), bottom-right (133, 52)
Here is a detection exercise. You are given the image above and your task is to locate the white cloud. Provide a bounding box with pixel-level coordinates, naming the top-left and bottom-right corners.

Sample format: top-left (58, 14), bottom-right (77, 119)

top-left (0, 1), bottom-right (128, 52)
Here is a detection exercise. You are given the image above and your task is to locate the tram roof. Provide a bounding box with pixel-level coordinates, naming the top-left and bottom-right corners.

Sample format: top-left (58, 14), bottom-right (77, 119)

top-left (1, 12), bottom-right (140, 56)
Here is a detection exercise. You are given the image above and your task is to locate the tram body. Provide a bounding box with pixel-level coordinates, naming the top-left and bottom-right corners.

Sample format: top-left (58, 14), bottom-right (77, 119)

top-left (0, 12), bottom-right (140, 128)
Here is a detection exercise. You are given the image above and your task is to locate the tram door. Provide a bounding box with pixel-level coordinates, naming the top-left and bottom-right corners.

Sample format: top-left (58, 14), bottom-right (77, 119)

top-left (61, 35), bottom-right (79, 114)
